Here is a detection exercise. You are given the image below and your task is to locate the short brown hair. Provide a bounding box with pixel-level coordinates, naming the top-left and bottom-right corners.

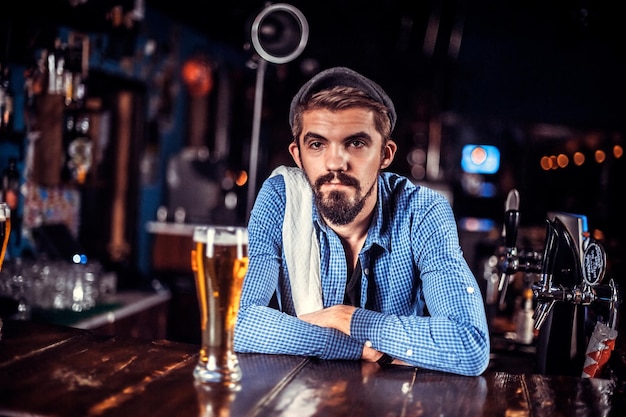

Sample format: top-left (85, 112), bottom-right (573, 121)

top-left (291, 86), bottom-right (392, 143)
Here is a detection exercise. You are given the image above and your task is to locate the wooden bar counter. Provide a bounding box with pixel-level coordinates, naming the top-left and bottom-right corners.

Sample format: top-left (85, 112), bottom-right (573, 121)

top-left (0, 319), bottom-right (624, 417)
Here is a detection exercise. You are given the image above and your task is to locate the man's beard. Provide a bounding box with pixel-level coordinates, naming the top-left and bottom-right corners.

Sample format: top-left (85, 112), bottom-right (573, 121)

top-left (312, 171), bottom-right (376, 225)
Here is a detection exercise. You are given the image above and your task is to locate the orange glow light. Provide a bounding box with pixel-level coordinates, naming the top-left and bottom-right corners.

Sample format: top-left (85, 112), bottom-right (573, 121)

top-left (182, 58), bottom-right (214, 97)
top-left (592, 229), bottom-right (605, 241)
top-left (235, 171), bottom-right (248, 187)
top-left (595, 150), bottom-right (606, 163)
top-left (470, 146), bottom-right (487, 165)
top-left (573, 152), bottom-right (585, 166)
top-left (550, 155), bottom-right (558, 170)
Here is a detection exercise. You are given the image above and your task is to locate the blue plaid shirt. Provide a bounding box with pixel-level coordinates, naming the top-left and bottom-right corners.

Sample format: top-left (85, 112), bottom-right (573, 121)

top-left (234, 171), bottom-right (490, 376)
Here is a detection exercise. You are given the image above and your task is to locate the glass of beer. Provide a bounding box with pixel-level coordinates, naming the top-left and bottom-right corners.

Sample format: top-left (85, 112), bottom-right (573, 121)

top-left (0, 203), bottom-right (10, 272)
top-left (191, 225), bottom-right (248, 387)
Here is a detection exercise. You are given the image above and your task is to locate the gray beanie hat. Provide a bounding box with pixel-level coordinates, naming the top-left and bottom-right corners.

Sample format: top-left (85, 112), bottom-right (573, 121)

top-left (289, 67), bottom-right (396, 131)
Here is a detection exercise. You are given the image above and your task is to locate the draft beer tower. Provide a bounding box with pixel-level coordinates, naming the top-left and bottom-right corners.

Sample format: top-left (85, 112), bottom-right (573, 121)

top-left (496, 189), bottom-right (620, 376)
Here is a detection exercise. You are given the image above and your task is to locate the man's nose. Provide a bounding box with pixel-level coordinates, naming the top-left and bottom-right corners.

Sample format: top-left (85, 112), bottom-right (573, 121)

top-left (325, 144), bottom-right (348, 171)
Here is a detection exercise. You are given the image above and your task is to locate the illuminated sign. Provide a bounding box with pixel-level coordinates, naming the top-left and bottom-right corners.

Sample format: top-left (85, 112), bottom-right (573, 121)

top-left (461, 145), bottom-right (500, 174)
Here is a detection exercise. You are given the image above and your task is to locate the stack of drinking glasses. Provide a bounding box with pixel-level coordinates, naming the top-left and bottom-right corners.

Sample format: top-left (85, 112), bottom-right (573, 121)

top-left (0, 257), bottom-right (104, 319)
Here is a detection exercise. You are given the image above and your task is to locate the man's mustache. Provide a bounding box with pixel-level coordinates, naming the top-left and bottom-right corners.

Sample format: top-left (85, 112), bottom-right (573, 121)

top-left (314, 172), bottom-right (360, 189)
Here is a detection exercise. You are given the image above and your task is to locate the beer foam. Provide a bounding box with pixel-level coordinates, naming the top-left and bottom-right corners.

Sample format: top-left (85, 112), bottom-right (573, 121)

top-left (193, 226), bottom-right (248, 245)
top-left (0, 206), bottom-right (8, 221)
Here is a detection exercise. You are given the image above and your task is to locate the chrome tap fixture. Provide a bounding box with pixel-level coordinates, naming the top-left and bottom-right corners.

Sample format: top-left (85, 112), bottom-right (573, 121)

top-left (495, 189), bottom-right (541, 310)
top-left (531, 214), bottom-right (619, 331)
top-left (494, 190), bottom-right (620, 375)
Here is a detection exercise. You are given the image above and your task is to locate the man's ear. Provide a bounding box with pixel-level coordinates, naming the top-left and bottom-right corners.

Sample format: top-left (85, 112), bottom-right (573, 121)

top-left (380, 139), bottom-right (397, 169)
top-left (289, 141), bottom-right (303, 169)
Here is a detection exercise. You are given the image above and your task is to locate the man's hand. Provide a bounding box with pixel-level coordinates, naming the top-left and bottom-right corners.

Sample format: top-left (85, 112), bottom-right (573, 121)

top-left (300, 305), bottom-right (411, 367)
top-left (362, 344), bottom-right (382, 363)
top-left (362, 345), bottom-right (411, 366)
top-left (298, 305), bottom-right (356, 335)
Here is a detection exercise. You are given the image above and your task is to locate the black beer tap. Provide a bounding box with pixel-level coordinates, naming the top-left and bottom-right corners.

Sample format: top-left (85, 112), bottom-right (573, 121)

top-left (530, 213), bottom-right (620, 375)
top-left (497, 189), bottom-right (520, 309)
top-left (532, 219), bottom-right (559, 329)
top-left (492, 191), bottom-right (620, 375)
top-left (532, 216), bottom-right (619, 330)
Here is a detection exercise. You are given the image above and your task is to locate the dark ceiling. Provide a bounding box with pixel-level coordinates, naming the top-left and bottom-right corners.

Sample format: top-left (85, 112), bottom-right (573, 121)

top-left (146, 1), bottom-right (624, 51)
top-left (3, 1), bottom-right (626, 129)
top-left (146, 0), bottom-right (626, 129)
top-left (145, 1), bottom-right (625, 61)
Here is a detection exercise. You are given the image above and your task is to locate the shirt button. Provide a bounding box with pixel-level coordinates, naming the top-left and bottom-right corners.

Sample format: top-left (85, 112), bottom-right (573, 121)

top-left (466, 286), bottom-right (475, 294)
top-left (406, 349), bottom-right (413, 356)
top-left (365, 340), bottom-right (372, 348)
top-left (364, 268), bottom-right (369, 275)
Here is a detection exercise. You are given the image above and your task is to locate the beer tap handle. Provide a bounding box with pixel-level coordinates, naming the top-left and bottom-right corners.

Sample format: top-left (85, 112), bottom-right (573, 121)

top-left (503, 189), bottom-right (520, 250)
top-left (606, 279), bottom-right (620, 331)
top-left (497, 190), bottom-right (520, 309)
top-left (498, 272), bottom-right (511, 305)
top-left (532, 220), bottom-right (560, 330)
top-left (539, 219), bottom-right (558, 282)
top-left (498, 189), bottom-right (520, 292)
top-left (533, 299), bottom-right (555, 329)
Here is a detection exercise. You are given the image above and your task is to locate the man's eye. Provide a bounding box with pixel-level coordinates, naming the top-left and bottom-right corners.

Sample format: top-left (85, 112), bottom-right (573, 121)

top-left (349, 140), bottom-right (365, 148)
top-left (309, 142), bottom-right (323, 149)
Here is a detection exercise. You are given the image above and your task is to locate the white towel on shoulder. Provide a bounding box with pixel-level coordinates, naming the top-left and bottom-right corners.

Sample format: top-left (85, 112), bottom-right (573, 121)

top-left (270, 165), bottom-right (323, 315)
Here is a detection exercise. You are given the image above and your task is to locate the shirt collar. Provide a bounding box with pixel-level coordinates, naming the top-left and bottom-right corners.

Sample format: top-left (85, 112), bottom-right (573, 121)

top-left (364, 176), bottom-right (391, 253)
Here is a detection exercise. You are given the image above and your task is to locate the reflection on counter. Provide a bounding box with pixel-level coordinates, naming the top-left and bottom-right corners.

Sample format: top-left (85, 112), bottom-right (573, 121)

top-left (3, 319), bottom-right (625, 417)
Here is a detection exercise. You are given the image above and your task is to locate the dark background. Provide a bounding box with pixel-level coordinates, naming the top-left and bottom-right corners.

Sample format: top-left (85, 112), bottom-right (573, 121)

top-left (1, 0), bottom-right (624, 358)
top-left (145, 0), bottom-right (626, 128)
top-left (3, 0), bottom-right (625, 265)
top-left (5, 1), bottom-right (625, 128)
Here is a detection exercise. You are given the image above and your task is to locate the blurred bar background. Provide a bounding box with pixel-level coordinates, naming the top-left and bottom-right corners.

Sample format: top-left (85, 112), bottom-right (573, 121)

top-left (0, 0), bottom-right (624, 375)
